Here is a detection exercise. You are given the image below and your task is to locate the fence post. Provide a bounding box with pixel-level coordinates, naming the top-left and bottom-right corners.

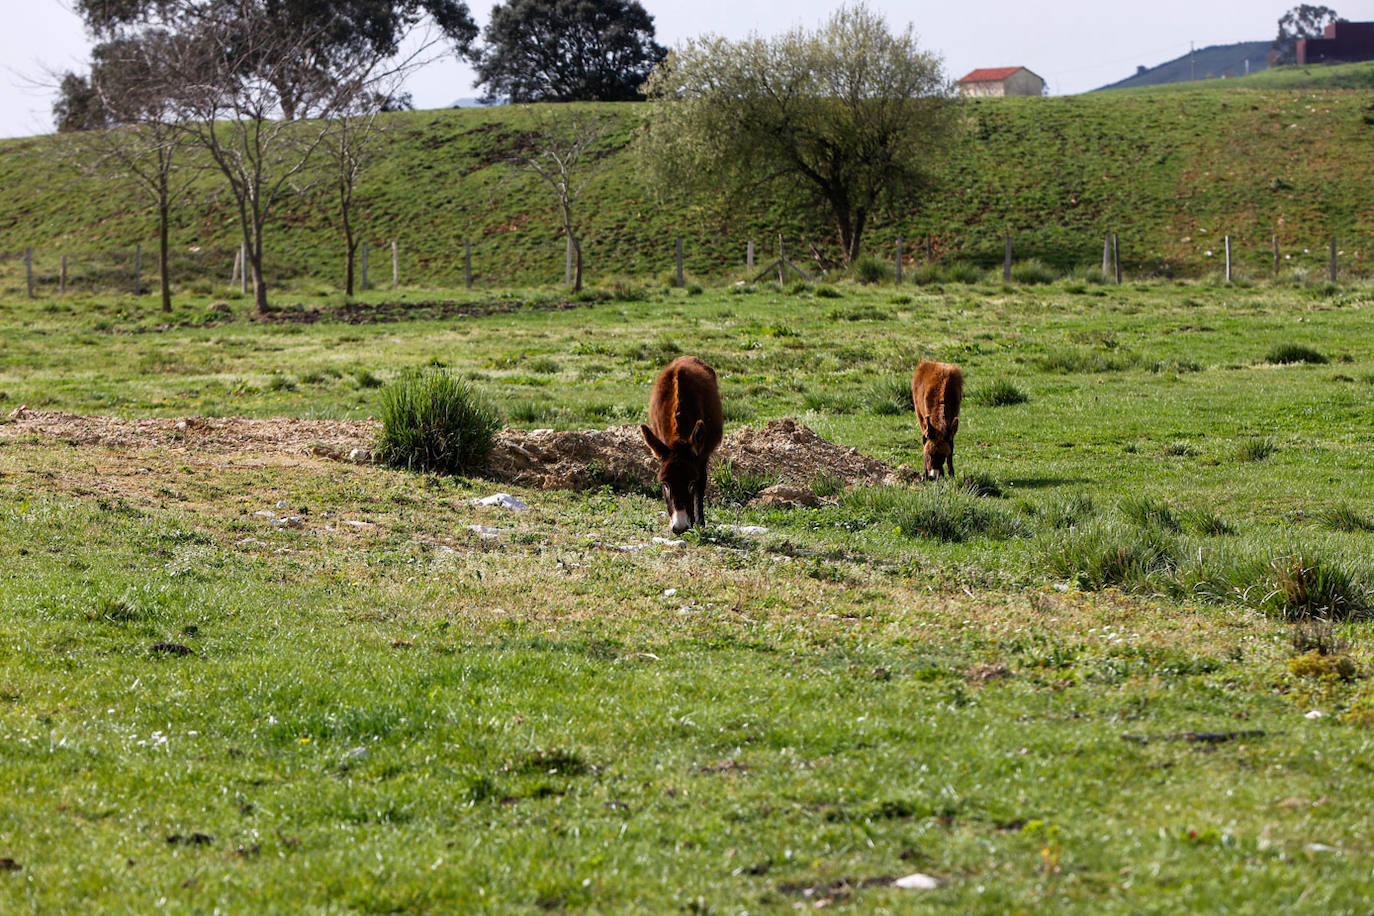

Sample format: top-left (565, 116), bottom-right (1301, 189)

top-left (1224, 235), bottom-right (1232, 283)
top-left (1102, 233), bottom-right (1111, 277)
top-left (675, 236), bottom-right (684, 288)
top-left (746, 239), bottom-right (754, 272)
top-left (60, 254), bottom-right (67, 295)
top-left (464, 240), bottom-right (472, 289)
top-left (1113, 234), bottom-right (1122, 285)
top-left (240, 243), bottom-right (247, 295)
top-left (895, 237), bottom-right (903, 284)
top-left (25, 247), bottom-right (33, 298)
top-left (134, 244), bottom-right (142, 294)
top-left (391, 240), bottom-right (399, 289)
top-left (1003, 233), bottom-right (1012, 283)
top-left (361, 241), bottom-right (369, 291)
top-left (1330, 236), bottom-right (1338, 284)
top-left (777, 234), bottom-right (785, 285)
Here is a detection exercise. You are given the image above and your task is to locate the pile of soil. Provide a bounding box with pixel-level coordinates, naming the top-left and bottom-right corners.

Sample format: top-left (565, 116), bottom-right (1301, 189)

top-left (4, 409), bottom-right (899, 492)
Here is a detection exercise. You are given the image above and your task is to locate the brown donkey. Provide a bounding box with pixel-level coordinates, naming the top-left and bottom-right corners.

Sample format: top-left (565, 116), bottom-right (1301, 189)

top-left (912, 360), bottom-right (963, 480)
top-left (641, 356), bottom-right (724, 534)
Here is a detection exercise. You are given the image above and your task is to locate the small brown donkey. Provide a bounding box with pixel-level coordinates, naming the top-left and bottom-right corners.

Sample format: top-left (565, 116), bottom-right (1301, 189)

top-left (641, 356), bottom-right (724, 534)
top-left (912, 360), bottom-right (963, 480)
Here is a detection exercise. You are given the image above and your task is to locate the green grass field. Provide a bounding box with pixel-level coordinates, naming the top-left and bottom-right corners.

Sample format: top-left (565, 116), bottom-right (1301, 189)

top-left (2, 275), bottom-right (1373, 911)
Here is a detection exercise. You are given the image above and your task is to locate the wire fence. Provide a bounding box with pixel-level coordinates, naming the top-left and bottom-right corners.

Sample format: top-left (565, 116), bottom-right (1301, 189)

top-left (0, 228), bottom-right (1368, 300)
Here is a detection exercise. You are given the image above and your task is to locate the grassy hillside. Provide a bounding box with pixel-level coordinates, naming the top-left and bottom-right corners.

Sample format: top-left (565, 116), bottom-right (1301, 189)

top-left (1095, 41), bottom-right (1272, 90)
top-left (2, 82), bottom-right (1374, 294)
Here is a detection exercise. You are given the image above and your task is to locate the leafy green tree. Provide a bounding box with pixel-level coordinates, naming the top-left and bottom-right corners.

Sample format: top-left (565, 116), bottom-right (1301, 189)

top-left (469, 0), bottom-right (665, 102)
top-left (638, 3), bottom-right (957, 266)
top-left (1273, 5), bottom-right (1344, 64)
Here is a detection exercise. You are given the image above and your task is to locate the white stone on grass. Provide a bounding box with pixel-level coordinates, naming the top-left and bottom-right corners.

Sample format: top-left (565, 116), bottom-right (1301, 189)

top-left (471, 493), bottom-right (529, 511)
top-left (467, 525), bottom-right (503, 539)
top-left (652, 537), bottom-right (686, 548)
top-left (894, 873), bottom-right (941, 890)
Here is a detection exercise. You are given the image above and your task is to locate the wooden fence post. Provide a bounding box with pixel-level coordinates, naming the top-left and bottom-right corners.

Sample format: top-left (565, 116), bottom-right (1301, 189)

top-left (746, 239), bottom-right (754, 272)
top-left (24, 247), bottom-right (33, 298)
top-left (134, 244), bottom-right (142, 294)
top-left (675, 236), bottom-right (684, 288)
top-left (1330, 236), bottom-right (1338, 284)
top-left (895, 237), bottom-right (903, 284)
top-left (464, 240), bottom-right (472, 289)
top-left (777, 234), bottom-right (786, 285)
top-left (1003, 233), bottom-right (1012, 283)
top-left (1113, 234), bottom-right (1122, 285)
top-left (1272, 235), bottom-right (1280, 278)
top-left (1224, 235), bottom-right (1232, 283)
top-left (361, 241), bottom-right (369, 291)
top-left (391, 240), bottom-right (398, 289)
top-left (60, 254), bottom-right (67, 295)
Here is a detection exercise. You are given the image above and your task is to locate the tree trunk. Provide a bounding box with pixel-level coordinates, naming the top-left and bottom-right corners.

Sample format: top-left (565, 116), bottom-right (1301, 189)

top-left (343, 204), bottom-right (356, 298)
top-left (249, 225), bottom-right (268, 314)
top-left (573, 236), bottom-right (583, 292)
top-left (158, 198), bottom-right (171, 313)
top-left (848, 209), bottom-right (868, 266)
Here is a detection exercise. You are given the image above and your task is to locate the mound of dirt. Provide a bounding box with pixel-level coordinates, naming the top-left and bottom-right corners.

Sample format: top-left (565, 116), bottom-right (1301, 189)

top-left (5, 408), bottom-right (900, 493)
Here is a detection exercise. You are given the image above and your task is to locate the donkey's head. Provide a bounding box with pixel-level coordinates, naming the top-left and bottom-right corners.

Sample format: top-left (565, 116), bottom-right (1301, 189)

top-left (642, 420), bottom-right (711, 534)
top-left (920, 414), bottom-right (958, 480)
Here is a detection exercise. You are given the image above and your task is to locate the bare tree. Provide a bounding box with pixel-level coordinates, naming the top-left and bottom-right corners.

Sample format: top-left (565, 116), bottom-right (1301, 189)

top-left (161, 3), bottom-right (390, 313)
top-left (507, 108), bottom-right (613, 292)
top-left (319, 106), bottom-right (383, 297)
top-left (69, 32), bottom-right (202, 312)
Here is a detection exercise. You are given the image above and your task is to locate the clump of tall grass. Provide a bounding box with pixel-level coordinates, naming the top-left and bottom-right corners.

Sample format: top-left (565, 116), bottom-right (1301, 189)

top-left (375, 368), bottom-right (502, 475)
top-left (853, 256), bottom-right (894, 285)
top-left (1038, 492), bottom-right (1095, 529)
top-left (1013, 259), bottom-right (1058, 285)
top-left (971, 378), bottom-right (1028, 407)
top-left (1118, 495), bottom-right (1182, 532)
top-left (1236, 438), bottom-right (1277, 462)
top-left (1039, 348), bottom-right (1138, 373)
top-left (1179, 548), bottom-right (1369, 621)
top-left (959, 470), bottom-right (1004, 499)
top-left (1318, 504), bottom-right (1374, 533)
top-left (712, 460), bottom-right (777, 505)
top-left (844, 483), bottom-right (1029, 543)
top-left (866, 377), bottom-right (915, 415)
top-left (1265, 344), bottom-right (1328, 365)
top-left (1041, 521), bottom-right (1181, 590)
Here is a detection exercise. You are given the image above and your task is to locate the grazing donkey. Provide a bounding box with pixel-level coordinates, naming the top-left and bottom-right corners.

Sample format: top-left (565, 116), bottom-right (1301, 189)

top-left (912, 360), bottom-right (964, 480)
top-left (641, 356), bottom-right (724, 534)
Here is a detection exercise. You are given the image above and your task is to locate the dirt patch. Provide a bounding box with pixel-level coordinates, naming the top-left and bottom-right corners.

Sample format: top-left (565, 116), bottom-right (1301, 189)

top-left (4, 409), bottom-right (898, 493)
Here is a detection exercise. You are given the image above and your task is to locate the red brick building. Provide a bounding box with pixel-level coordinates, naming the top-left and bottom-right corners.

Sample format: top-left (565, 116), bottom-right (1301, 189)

top-left (1298, 21), bottom-right (1374, 65)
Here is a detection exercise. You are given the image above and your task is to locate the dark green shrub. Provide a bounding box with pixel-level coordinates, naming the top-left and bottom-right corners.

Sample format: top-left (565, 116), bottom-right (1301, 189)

top-left (375, 368), bottom-right (502, 475)
top-left (1266, 344), bottom-right (1328, 365)
top-left (1237, 438), bottom-right (1277, 462)
top-left (814, 284), bottom-right (843, 299)
top-left (853, 256), bottom-right (894, 285)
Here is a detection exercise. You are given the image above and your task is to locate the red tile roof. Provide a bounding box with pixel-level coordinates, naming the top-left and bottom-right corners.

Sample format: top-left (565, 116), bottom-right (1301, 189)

top-left (958, 67), bottom-right (1024, 83)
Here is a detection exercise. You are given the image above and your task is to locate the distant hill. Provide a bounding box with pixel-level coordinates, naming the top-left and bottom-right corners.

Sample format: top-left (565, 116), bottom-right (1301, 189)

top-left (1097, 41), bottom-right (1272, 90)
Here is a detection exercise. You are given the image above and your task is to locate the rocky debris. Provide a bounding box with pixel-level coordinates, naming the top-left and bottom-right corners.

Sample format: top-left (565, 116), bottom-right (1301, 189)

top-left (467, 525), bottom-right (503, 538)
top-left (723, 525), bottom-right (770, 535)
top-left (894, 873), bottom-right (941, 891)
top-left (749, 484), bottom-right (820, 509)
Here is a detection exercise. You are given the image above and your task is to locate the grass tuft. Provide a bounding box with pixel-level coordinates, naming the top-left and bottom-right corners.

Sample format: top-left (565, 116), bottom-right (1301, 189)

top-left (845, 483), bottom-right (1029, 543)
top-left (1265, 344), bottom-right (1328, 365)
top-left (866, 376), bottom-right (915, 415)
top-left (853, 256), bottom-right (894, 285)
top-left (712, 460), bottom-right (777, 505)
top-left (1318, 504), bottom-right (1374, 533)
top-left (1236, 438), bottom-right (1277, 462)
top-left (971, 378), bottom-right (1027, 407)
top-left (1041, 521), bottom-right (1180, 590)
top-left (1118, 495), bottom-right (1182, 532)
top-left (375, 367), bottom-right (502, 475)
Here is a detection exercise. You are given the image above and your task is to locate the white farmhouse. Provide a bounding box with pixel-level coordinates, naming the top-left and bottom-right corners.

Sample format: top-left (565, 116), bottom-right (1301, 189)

top-left (956, 67), bottom-right (1046, 98)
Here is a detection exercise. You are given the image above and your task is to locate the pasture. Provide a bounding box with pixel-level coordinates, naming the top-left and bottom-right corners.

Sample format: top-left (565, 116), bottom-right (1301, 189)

top-left (1, 277), bottom-right (1373, 911)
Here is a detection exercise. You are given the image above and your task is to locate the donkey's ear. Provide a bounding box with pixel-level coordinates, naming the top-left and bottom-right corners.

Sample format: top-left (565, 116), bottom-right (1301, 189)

top-left (688, 419), bottom-right (709, 456)
top-left (641, 424), bottom-right (671, 461)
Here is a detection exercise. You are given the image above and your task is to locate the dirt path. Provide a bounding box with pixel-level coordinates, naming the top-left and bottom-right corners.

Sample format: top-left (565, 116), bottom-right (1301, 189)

top-left (3, 408), bottom-right (902, 494)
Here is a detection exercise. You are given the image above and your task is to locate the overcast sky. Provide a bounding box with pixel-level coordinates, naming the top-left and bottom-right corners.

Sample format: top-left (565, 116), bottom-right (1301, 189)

top-left (4, 1), bottom-right (1372, 138)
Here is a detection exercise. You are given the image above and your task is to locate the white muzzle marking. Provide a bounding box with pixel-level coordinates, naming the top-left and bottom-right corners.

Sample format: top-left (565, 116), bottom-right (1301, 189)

top-left (670, 509), bottom-right (691, 533)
